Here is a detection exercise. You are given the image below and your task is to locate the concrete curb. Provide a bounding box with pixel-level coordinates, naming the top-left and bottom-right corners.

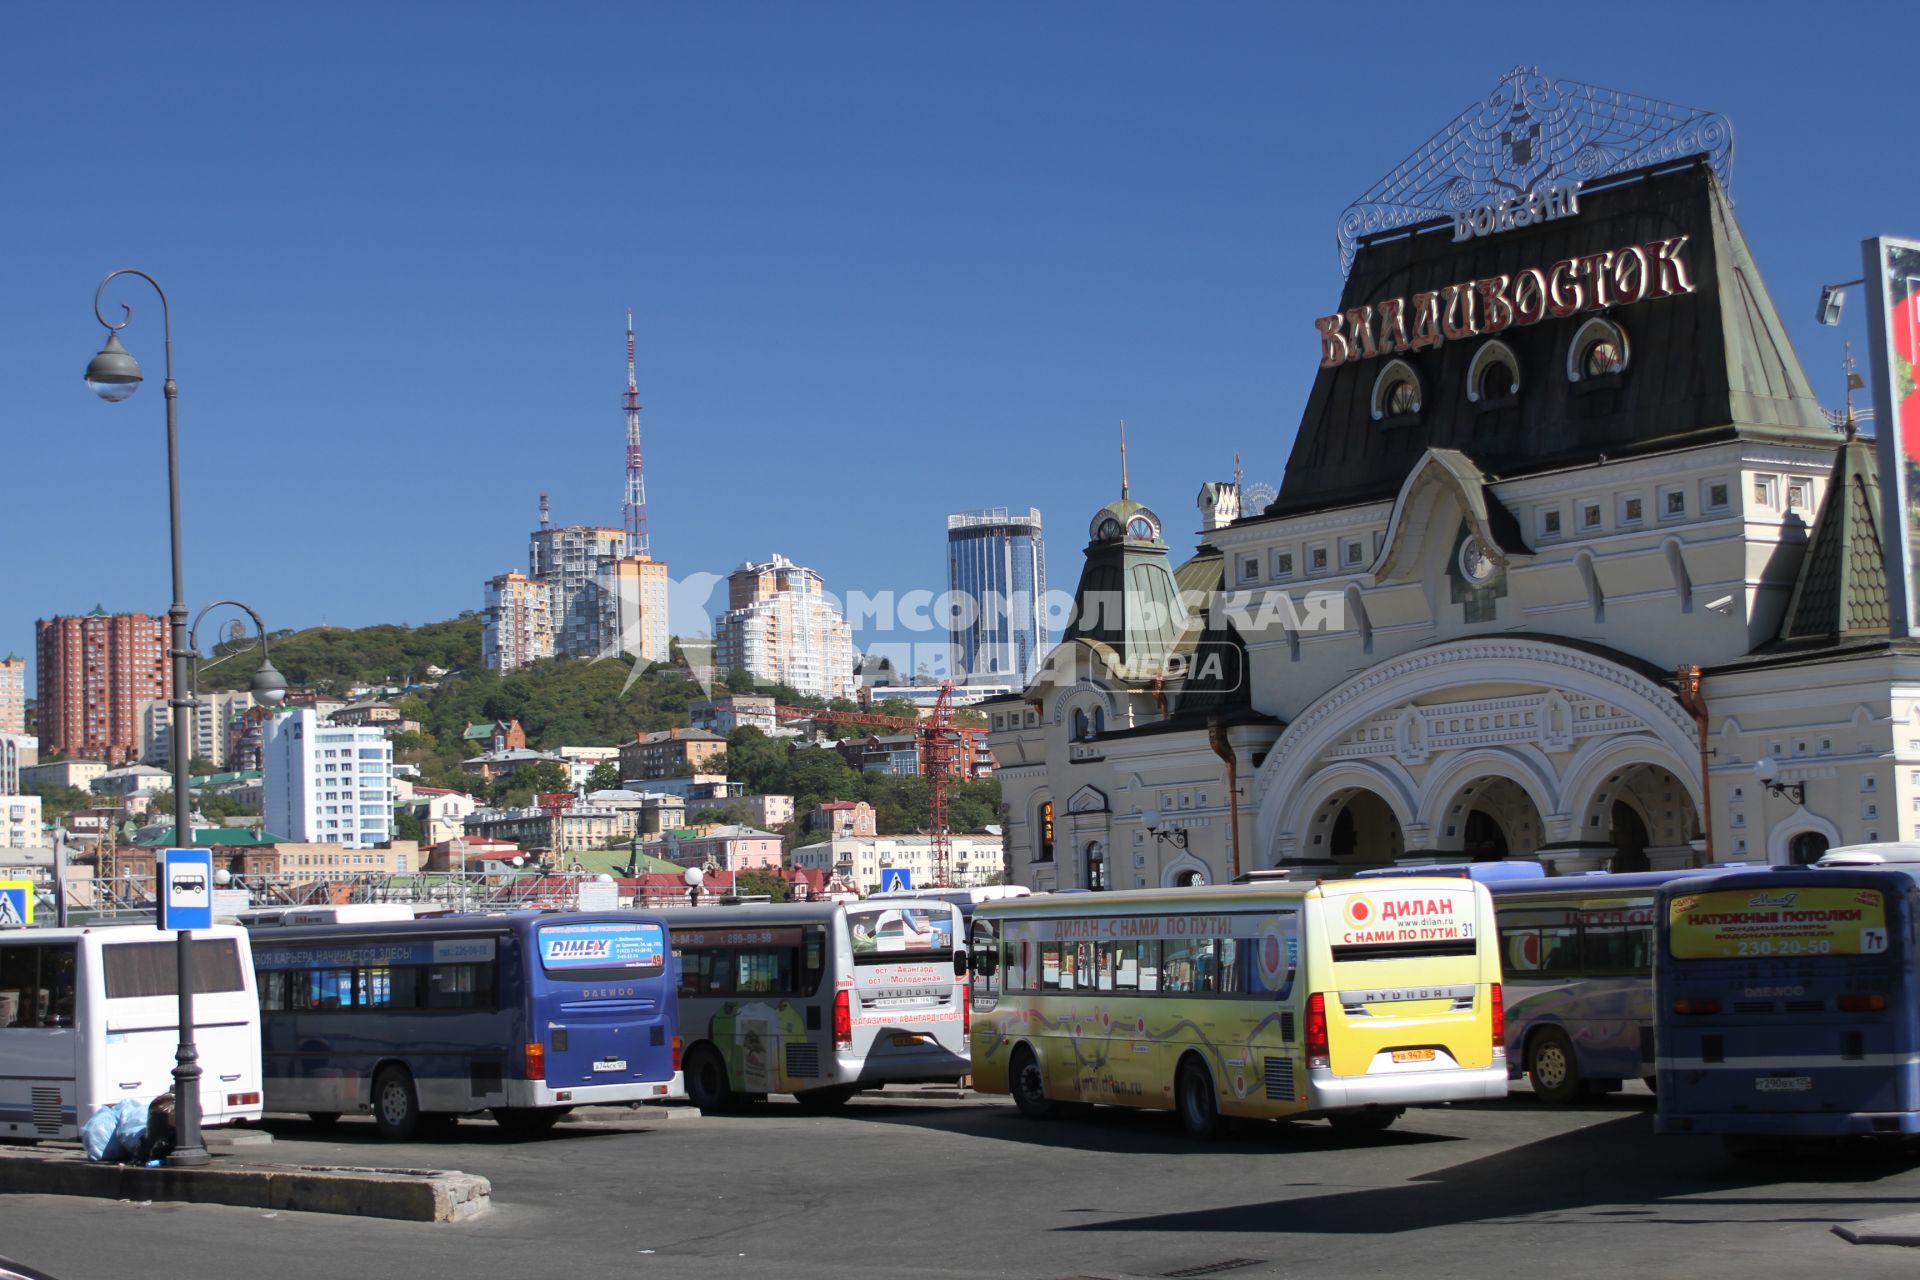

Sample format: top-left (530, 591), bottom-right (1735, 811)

top-left (0, 1147), bottom-right (489, 1222)
top-left (1833, 1216), bottom-right (1920, 1247)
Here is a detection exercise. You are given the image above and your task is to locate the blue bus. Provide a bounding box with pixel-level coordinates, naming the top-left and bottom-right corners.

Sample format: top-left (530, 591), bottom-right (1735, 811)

top-left (1490, 870), bottom-right (1728, 1103)
top-left (250, 912), bottom-right (682, 1138)
top-left (1654, 866), bottom-right (1920, 1145)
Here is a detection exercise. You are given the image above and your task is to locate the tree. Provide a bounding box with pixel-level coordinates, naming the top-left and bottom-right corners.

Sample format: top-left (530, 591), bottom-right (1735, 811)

top-left (718, 727), bottom-right (790, 795)
top-left (693, 802), bottom-right (758, 829)
top-left (513, 760), bottom-right (570, 796)
top-left (586, 760), bottom-right (622, 793)
top-left (724, 668), bottom-right (757, 693)
top-left (188, 756), bottom-right (219, 777)
top-left (394, 811), bottom-right (425, 843)
top-left (733, 869), bottom-right (788, 900)
top-left (786, 748), bottom-right (863, 811)
top-left (25, 783), bottom-right (93, 821)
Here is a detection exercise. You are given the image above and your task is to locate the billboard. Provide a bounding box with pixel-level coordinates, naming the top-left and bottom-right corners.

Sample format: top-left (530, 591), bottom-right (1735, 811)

top-left (1865, 236), bottom-right (1920, 633)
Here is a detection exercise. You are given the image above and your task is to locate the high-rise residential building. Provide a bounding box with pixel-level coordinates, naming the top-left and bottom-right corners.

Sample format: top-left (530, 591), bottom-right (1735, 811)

top-left (596, 555), bottom-right (671, 665)
top-left (531, 524), bottom-right (628, 658)
top-left (137, 690), bottom-right (254, 771)
top-left (0, 655), bottom-right (25, 735)
top-left (35, 608), bottom-right (170, 763)
top-left (947, 507), bottom-right (1048, 687)
top-left (482, 571), bottom-right (555, 672)
top-left (262, 708), bottom-right (393, 848)
top-left (716, 555), bottom-right (854, 700)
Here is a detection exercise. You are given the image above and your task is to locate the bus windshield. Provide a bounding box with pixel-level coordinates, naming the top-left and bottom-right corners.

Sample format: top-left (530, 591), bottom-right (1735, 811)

top-left (1666, 885), bottom-right (1890, 960)
top-left (846, 905), bottom-right (954, 961)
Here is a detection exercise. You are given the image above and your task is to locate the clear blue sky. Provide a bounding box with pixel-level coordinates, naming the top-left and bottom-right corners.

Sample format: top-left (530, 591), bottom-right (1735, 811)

top-left (4, 3), bottom-right (1913, 681)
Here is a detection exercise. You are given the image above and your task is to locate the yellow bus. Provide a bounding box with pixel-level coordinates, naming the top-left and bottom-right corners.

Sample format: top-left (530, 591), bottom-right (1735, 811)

top-left (967, 879), bottom-right (1507, 1137)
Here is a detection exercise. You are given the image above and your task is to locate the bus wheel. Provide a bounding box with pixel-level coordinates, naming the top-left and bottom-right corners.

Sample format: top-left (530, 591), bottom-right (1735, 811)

top-left (1176, 1058), bottom-right (1227, 1140)
top-left (1328, 1108), bottom-right (1399, 1136)
top-left (492, 1107), bottom-right (566, 1136)
top-left (306, 1112), bottom-right (341, 1128)
top-left (1009, 1046), bottom-right (1055, 1121)
top-left (372, 1067), bottom-right (422, 1141)
top-left (1526, 1028), bottom-right (1583, 1105)
top-left (684, 1047), bottom-right (736, 1113)
top-left (793, 1086), bottom-right (859, 1112)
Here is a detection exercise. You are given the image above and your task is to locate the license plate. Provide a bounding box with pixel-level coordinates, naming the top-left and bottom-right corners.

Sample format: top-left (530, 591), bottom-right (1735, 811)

top-left (893, 1033), bottom-right (928, 1047)
top-left (1756, 1075), bottom-right (1812, 1092)
top-left (592, 1059), bottom-right (628, 1073)
top-left (1391, 1049), bottom-right (1436, 1063)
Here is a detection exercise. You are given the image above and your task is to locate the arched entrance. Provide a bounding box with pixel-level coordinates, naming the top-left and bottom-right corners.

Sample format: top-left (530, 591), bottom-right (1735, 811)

top-left (1435, 776), bottom-right (1543, 861)
top-left (1609, 802), bottom-right (1651, 872)
top-left (1305, 788), bottom-right (1405, 865)
top-left (1573, 760), bottom-right (1702, 870)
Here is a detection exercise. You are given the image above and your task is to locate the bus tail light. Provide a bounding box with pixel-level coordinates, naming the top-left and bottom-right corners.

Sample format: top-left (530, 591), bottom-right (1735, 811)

top-left (524, 1041), bottom-right (547, 1081)
top-left (833, 989), bottom-right (853, 1050)
top-left (1489, 983), bottom-right (1505, 1057)
top-left (1673, 997), bottom-right (1721, 1016)
top-left (963, 991), bottom-right (971, 1037)
top-left (1840, 994), bottom-right (1888, 1012)
top-left (226, 1091), bottom-right (260, 1107)
top-left (672, 1035), bottom-right (683, 1071)
top-left (1305, 992), bottom-right (1329, 1069)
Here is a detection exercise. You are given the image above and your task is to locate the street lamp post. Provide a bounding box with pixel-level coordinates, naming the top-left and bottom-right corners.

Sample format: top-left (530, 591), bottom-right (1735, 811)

top-left (83, 270), bottom-right (282, 1166)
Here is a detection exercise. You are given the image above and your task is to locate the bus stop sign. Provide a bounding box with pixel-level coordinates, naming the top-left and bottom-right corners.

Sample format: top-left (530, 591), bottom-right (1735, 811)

top-left (159, 848), bottom-right (214, 931)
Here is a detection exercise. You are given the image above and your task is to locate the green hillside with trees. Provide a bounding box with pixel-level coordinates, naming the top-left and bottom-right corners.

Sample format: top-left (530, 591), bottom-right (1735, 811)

top-left (191, 615), bottom-right (1001, 838)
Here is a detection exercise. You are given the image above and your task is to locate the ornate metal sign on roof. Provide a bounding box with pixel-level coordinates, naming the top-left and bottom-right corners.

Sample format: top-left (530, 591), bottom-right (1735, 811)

top-left (1335, 66), bottom-right (1733, 275)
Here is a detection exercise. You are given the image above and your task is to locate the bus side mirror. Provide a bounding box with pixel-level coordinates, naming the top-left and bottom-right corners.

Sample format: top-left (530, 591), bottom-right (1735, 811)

top-left (973, 950), bottom-right (997, 978)
top-left (953, 949), bottom-right (968, 978)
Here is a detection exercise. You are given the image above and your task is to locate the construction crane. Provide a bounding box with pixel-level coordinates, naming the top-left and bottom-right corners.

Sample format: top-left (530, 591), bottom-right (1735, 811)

top-left (775, 683), bottom-right (977, 887)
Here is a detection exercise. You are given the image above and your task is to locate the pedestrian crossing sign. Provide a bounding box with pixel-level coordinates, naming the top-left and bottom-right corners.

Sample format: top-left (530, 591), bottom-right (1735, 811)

top-left (0, 881), bottom-right (32, 927)
top-left (881, 868), bottom-right (913, 894)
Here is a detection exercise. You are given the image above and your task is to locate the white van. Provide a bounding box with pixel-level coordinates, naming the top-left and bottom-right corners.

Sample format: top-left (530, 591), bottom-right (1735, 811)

top-left (0, 924), bottom-right (264, 1141)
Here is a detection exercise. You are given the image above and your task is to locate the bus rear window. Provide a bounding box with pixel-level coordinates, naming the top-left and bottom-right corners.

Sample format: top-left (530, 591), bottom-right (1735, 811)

top-left (103, 938), bottom-right (246, 999)
top-left (538, 921), bottom-right (667, 980)
top-left (847, 906), bottom-right (955, 963)
top-left (1668, 886), bottom-right (1889, 960)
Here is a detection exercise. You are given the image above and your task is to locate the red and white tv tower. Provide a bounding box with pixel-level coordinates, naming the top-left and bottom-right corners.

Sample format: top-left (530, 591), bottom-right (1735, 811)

top-left (623, 308), bottom-right (650, 559)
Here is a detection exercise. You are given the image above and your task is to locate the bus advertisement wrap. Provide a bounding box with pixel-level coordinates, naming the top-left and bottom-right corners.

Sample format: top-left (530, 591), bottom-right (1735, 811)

top-left (1667, 887), bottom-right (1888, 959)
top-left (539, 922), bottom-right (667, 971)
top-left (1335, 891), bottom-right (1476, 947)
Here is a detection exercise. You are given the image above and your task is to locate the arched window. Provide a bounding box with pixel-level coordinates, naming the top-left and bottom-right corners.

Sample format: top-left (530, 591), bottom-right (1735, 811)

top-left (1568, 317), bottom-right (1629, 383)
top-left (1091, 706), bottom-right (1105, 737)
top-left (1086, 842), bottom-right (1107, 891)
top-left (1466, 339), bottom-right (1520, 405)
top-left (1370, 358), bottom-right (1423, 422)
top-left (1789, 832), bottom-right (1830, 866)
top-left (1071, 709), bottom-right (1088, 741)
top-left (1036, 801), bottom-right (1054, 863)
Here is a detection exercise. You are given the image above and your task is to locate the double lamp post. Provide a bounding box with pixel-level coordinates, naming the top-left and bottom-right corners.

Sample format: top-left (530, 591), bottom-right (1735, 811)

top-left (84, 269), bottom-right (288, 1166)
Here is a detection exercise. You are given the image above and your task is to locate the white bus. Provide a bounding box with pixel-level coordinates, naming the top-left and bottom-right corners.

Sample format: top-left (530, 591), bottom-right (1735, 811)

top-left (661, 899), bottom-right (970, 1111)
top-left (0, 924), bottom-right (264, 1141)
top-left (235, 904), bottom-right (418, 928)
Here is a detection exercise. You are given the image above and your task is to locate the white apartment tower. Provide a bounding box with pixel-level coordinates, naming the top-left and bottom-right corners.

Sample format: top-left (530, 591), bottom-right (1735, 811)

top-left (262, 709), bottom-right (394, 848)
top-left (716, 555), bottom-right (855, 700)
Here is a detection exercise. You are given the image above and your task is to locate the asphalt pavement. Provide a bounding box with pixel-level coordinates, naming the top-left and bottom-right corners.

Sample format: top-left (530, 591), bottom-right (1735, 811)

top-left (4, 1086), bottom-right (1920, 1280)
